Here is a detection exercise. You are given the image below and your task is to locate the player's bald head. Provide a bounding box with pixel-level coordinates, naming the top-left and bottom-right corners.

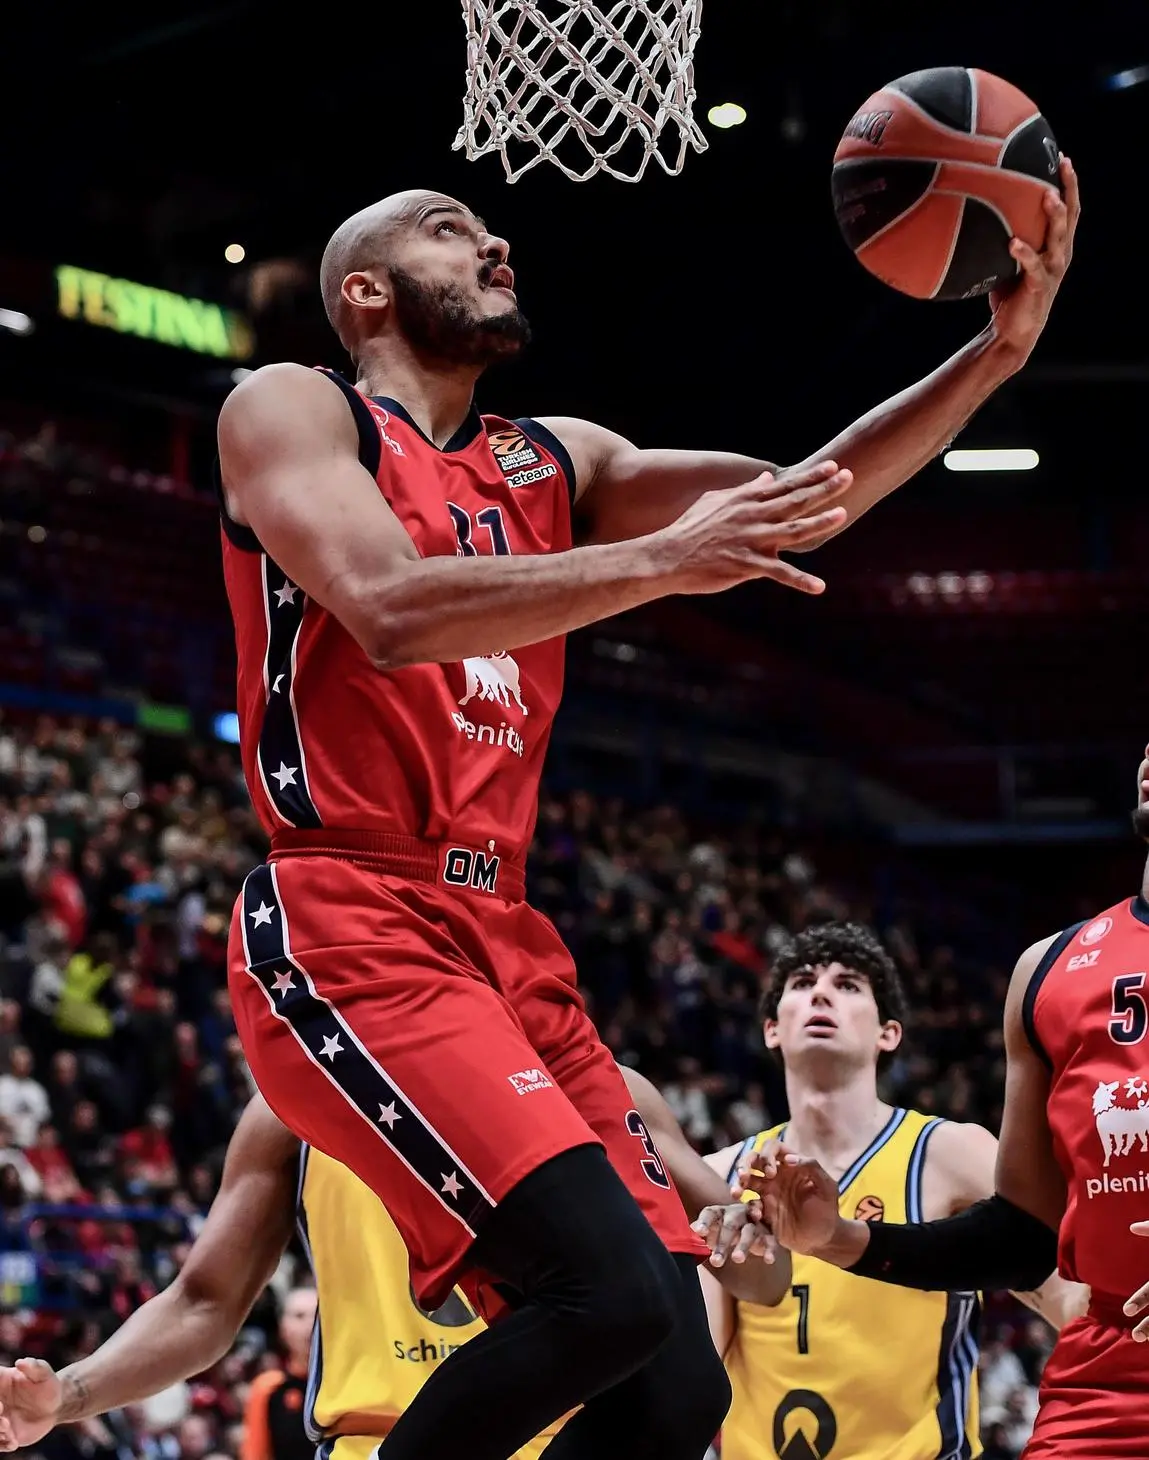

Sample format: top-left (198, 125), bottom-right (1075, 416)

top-left (320, 190), bottom-right (467, 344)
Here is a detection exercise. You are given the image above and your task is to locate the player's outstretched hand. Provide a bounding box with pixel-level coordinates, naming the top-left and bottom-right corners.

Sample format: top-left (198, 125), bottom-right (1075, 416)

top-left (0, 1357), bottom-right (64, 1451)
top-left (660, 460), bottom-right (852, 597)
top-left (691, 1199), bottom-right (778, 1269)
top-left (989, 155), bottom-right (1079, 362)
top-left (736, 1145), bottom-right (841, 1256)
top-left (1123, 1219), bottom-right (1149, 1341)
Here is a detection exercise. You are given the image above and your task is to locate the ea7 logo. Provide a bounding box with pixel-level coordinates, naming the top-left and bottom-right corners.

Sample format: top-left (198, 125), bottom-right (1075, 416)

top-left (1068, 950), bottom-right (1101, 972)
top-left (508, 1068), bottom-right (553, 1096)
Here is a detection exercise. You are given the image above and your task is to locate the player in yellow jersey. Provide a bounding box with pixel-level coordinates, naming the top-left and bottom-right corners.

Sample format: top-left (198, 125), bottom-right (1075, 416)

top-left (0, 1067), bottom-right (775, 1457)
top-left (693, 922), bottom-right (1086, 1460)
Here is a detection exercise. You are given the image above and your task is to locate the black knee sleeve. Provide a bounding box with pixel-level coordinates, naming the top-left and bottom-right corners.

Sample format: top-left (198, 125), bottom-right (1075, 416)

top-left (473, 1143), bottom-right (680, 1365)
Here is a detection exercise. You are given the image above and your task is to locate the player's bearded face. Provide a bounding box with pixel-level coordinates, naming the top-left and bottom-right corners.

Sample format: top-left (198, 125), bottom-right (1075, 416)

top-left (388, 266), bottom-right (531, 366)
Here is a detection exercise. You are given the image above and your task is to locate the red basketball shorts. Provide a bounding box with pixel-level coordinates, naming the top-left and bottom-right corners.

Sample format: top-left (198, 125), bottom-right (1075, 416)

top-left (1024, 1300), bottom-right (1146, 1458)
top-left (228, 832), bottom-right (705, 1311)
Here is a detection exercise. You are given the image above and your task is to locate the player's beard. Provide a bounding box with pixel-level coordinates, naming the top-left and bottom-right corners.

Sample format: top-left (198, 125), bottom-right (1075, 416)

top-left (1131, 804), bottom-right (1149, 842)
top-left (388, 267), bottom-right (531, 367)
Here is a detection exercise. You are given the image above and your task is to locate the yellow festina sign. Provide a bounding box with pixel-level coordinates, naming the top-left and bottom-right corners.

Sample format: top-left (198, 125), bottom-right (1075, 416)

top-left (55, 264), bottom-right (254, 361)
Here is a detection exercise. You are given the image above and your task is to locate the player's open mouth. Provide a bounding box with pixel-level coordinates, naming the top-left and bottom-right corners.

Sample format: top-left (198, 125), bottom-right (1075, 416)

top-left (485, 264), bottom-right (516, 292)
top-left (805, 1016), bottom-right (838, 1034)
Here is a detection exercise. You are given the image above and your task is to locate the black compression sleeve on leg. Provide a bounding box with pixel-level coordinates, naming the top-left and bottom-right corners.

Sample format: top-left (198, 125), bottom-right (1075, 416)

top-left (846, 1193), bottom-right (1058, 1292)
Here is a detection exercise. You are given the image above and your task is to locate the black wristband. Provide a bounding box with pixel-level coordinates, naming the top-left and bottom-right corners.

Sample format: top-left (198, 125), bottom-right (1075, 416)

top-left (845, 1194), bottom-right (1058, 1293)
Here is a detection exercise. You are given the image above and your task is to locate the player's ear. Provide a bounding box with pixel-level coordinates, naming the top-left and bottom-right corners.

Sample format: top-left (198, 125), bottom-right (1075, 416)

top-left (342, 271), bottom-right (390, 314)
top-left (877, 1019), bottom-right (903, 1055)
top-left (762, 1019), bottom-right (781, 1050)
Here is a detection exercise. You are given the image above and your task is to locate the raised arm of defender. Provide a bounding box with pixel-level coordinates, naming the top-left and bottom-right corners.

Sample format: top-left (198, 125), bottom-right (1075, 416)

top-left (217, 364), bottom-right (850, 671)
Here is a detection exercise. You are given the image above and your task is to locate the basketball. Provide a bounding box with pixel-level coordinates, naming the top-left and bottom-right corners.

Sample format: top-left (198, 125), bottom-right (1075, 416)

top-left (831, 67), bottom-right (1062, 300)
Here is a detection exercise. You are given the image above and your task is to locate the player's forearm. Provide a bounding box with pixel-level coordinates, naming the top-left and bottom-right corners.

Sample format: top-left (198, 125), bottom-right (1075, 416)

top-left (56, 1283), bottom-right (241, 1422)
top-left (810, 1194), bottom-right (1059, 1293)
top-left (794, 323), bottom-right (1021, 549)
top-left (712, 1247), bottom-right (793, 1306)
top-left (367, 535), bottom-right (673, 669)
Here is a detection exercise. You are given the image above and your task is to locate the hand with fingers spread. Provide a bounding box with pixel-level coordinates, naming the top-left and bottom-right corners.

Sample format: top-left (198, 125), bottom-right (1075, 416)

top-left (0, 1357), bottom-right (65, 1452)
top-left (661, 460), bottom-right (853, 597)
top-left (990, 155), bottom-right (1080, 363)
top-left (738, 1145), bottom-right (845, 1257)
top-left (691, 1197), bottom-right (778, 1270)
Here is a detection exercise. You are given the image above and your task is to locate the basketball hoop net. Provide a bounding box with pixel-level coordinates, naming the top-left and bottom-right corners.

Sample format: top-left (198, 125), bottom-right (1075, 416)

top-left (454, 0), bottom-right (708, 183)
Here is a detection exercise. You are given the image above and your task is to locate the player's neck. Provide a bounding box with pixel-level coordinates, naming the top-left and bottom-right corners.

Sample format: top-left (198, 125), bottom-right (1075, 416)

top-left (781, 1065), bottom-right (891, 1181)
top-left (355, 343), bottom-right (480, 449)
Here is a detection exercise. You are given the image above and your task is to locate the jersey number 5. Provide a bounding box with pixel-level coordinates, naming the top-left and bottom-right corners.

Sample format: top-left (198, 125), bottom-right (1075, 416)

top-left (625, 1110), bottom-right (671, 1189)
top-left (1109, 973), bottom-right (1148, 1045)
top-left (449, 504), bottom-right (511, 557)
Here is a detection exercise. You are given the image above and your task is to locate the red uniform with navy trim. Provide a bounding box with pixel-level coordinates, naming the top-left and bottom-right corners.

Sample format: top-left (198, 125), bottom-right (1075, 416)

top-left (1022, 895), bottom-right (1149, 1457)
top-left (221, 369), bottom-right (704, 1317)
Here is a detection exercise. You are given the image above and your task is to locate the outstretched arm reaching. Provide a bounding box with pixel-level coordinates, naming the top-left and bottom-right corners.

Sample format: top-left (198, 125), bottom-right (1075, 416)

top-left (0, 1098), bottom-right (299, 1452)
top-left (560, 159), bottom-right (1078, 552)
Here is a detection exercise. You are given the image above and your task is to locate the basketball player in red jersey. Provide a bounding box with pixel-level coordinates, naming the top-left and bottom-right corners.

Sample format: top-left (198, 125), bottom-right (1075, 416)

top-left (216, 172), bottom-right (1078, 1460)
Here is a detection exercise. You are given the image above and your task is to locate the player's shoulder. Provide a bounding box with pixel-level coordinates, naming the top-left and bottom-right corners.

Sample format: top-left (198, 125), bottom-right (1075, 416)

top-left (219, 363), bottom-right (356, 446)
top-left (916, 1117), bottom-right (997, 1213)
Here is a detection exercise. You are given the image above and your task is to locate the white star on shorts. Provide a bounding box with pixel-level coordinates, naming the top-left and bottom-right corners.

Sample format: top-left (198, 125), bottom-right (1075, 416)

top-left (441, 1172), bottom-right (463, 1199)
top-left (271, 970), bottom-right (294, 997)
top-left (320, 1034), bottom-right (343, 1061)
top-left (377, 1102), bottom-right (401, 1128)
top-left (249, 902), bottom-right (274, 928)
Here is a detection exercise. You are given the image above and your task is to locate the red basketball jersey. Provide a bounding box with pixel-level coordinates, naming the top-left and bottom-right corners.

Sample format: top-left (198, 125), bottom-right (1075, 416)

top-left (219, 370), bottom-right (575, 862)
top-left (1026, 895), bottom-right (1149, 1298)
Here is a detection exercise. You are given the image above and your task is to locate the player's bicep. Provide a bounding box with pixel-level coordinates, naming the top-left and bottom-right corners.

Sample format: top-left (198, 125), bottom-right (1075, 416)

top-left (219, 365), bottom-right (419, 659)
top-left (176, 1099), bottom-right (298, 1319)
top-left (998, 939), bottom-right (1066, 1231)
top-left (537, 415), bottom-right (777, 545)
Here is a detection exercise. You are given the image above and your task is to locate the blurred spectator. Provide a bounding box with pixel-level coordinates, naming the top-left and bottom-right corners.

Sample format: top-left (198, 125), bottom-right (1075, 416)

top-left (0, 1044), bottom-right (51, 1145)
top-left (240, 1287), bottom-right (317, 1460)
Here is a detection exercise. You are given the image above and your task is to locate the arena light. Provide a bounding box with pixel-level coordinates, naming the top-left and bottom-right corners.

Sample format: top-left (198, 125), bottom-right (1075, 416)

top-left (1107, 65), bottom-right (1149, 90)
top-left (225, 243), bottom-right (246, 264)
top-left (943, 448), bottom-right (1039, 472)
top-left (707, 102), bottom-right (747, 130)
top-left (55, 264), bottom-right (255, 361)
top-left (0, 308), bottom-right (34, 337)
top-left (213, 712), bottom-right (241, 744)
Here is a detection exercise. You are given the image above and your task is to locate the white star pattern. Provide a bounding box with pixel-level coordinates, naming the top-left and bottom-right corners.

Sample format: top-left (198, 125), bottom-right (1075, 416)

top-left (271, 762), bottom-right (298, 790)
top-left (320, 1034), bottom-right (343, 1061)
top-left (441, 1172), bottom-right (463, 1199)
top-left (274, 583), bottom-right (299, 608)
top-left (271, 969), bottom-right (294, 996)
top-left (249, 901), bottom-right (274, 928)
top-left (271, 673), bottom-right (284, 694)
top-left (377, 1102), bottom-right (401, 1128)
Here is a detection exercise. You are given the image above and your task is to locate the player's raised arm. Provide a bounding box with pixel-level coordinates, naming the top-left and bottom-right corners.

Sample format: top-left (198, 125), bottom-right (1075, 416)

top-left (219, 366), bottom-right (852, 670)
top-left (554, 159), bottom-right (1077, 554)
top-left (0, 1098), bottom-right (299, 1452)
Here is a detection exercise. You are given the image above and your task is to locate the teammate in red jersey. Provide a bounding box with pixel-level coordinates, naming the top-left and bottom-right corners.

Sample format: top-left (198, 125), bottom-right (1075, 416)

top-left (217, 176), bottom-right (1077, 1460)
top-left (733, 741), bottom-right (1149, 1460)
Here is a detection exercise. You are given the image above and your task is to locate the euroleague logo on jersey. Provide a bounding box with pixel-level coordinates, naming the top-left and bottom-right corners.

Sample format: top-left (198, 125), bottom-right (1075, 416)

top-left (854, 1195), bottom-right (885, 1223)
top-left (1080, 917), bottom-right (1114, 947)
top-left (488, 428), bottom-right (539, 470)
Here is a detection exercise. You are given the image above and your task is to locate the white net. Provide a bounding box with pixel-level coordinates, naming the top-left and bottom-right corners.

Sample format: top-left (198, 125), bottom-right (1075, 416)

top-left (454, 0), bottom-right (708, 183)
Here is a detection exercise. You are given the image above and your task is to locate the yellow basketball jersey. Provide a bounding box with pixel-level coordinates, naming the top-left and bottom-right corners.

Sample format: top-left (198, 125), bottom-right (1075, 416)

top-left (722, 1109), bottom-right (981, 1460)
top-left (297, 1144), bottom-right (559, 1459)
